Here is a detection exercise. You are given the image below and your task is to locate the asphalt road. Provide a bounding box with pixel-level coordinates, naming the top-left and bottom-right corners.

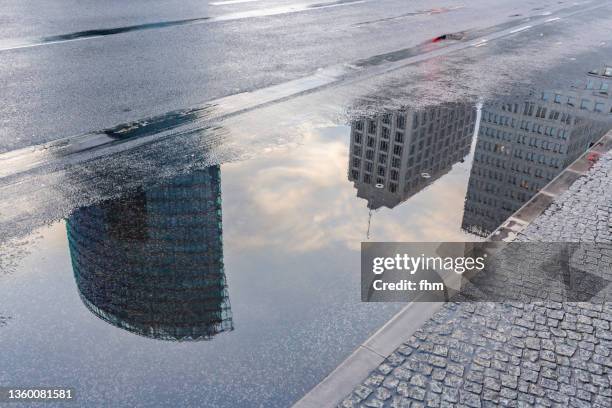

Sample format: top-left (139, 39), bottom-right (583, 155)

top-left (0, 0), bottom-right (601, 152)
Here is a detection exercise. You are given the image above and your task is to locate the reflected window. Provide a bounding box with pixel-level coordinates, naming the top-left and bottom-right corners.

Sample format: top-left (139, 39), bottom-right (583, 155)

top-left (368, 121), bottom-right (377, 134)
top-left (382, 127), bottom-right (390, 139)
top-left (580, 99), bottom-right (591, 110)
top-left (396, 115), bottom-right (406, 129)
top-left (106, 189), bottom-right (147, 241)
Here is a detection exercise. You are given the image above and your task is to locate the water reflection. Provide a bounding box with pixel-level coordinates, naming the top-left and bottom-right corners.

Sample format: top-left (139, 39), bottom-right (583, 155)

top-left (348, 104), bottom-right (476, 209)
top-left (463, 65), bottom-right (612, 236)
top-left (66, 166), bottom-right (233, 341)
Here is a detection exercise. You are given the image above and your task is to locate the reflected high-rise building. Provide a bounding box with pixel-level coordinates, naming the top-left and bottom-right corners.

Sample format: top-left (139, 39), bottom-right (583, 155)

top-left (348, 104), bottom-right (477, 209)
top-left (462, 66), bottom-right (612, 236)
top-left (66, 166), bottom-right (233, 341)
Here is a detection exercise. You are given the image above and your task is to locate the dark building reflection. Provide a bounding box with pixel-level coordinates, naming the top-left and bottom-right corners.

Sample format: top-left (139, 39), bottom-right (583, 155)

top-left (348, 104), bottom-right (476, 209)
top-left (462, 65), bottom-right (612, 236)
top-left (66, 166), bottom-right (233, 341)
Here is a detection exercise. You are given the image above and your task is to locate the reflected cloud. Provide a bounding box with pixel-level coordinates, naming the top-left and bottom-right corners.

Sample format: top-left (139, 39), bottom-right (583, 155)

top-left (222, 104), bottom-right (480, 254)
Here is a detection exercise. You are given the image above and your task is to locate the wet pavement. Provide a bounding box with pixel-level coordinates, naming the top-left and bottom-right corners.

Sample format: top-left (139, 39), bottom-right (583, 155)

top-left (1, 1), bottom-right (612, 407)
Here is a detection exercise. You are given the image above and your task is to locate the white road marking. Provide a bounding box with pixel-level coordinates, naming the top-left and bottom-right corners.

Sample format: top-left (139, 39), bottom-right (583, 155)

top-left (211, 0), bottom-right (261, 5)
top-left (510, 25), bottom-right (532, 34)
top-left (545, 17), bottom-right (561, 22)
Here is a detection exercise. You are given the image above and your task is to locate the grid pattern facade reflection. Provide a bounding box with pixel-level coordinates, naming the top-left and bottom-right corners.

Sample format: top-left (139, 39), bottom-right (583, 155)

top-left (67, 166), bottom-right (233, 341)
top-left (348, 104), bottom-right (476, 209)
top-left (462, 68), bottom-right (611, 236)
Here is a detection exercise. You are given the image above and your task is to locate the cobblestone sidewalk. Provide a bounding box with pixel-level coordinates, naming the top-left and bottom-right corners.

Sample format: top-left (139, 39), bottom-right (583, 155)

top-left (339, 152), bottom-right (612, 408)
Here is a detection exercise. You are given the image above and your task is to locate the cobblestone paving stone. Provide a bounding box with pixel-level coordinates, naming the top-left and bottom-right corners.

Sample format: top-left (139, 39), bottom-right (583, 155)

top-left (339, 151), bottom-right (612, 408)
top-left (518, 152), bottom-right (612, 243)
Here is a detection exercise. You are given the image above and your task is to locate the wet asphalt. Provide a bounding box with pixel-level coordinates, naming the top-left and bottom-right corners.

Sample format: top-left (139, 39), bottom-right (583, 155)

top-left (0, 0), bottom-right (600, 152)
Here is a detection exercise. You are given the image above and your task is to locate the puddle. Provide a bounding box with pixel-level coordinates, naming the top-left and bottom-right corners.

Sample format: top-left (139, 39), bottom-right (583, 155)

top-left (1, 22), bottom-right (611, 408)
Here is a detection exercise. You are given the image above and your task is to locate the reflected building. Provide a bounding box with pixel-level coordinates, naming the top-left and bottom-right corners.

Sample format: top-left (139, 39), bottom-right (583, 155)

top-left (462, 66), bottom-right (612, 236)
top-left (348, 104), bottom-right (477, 209)
top-left (66, 166), bottom-right (233, 341)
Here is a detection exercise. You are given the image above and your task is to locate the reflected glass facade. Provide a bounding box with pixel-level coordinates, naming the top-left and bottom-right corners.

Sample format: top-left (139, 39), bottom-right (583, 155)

top-left (462, 68), bottom-right (611, 236)
top-left (67, 166), bottom-right (233, 341)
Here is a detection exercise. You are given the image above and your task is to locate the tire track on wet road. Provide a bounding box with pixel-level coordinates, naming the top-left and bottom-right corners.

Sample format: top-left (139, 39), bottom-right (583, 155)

top-left (0, 0), bottom-right (367, 52)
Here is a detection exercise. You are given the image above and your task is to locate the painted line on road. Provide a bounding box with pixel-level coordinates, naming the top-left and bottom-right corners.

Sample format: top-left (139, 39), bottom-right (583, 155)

top-left (510, 25), bottom-right (532, 34)
top-left (211, 0), bottom-right (262, 5)
top-left (545, 17), bottom-right (561, 22)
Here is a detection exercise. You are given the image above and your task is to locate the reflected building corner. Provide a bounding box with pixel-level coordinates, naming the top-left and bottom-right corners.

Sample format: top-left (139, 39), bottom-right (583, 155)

top-left (348, 104), bottom-right (477, 210)
top-left (67, 166), bottom-right (233, 341)
top-left (462, 65), bottom-right (612, 236)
